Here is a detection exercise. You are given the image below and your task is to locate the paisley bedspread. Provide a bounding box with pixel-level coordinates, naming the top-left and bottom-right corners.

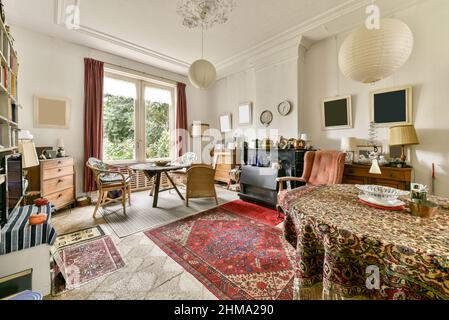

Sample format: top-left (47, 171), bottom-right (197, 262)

top-left (281, 184), bottom-right (449, 300)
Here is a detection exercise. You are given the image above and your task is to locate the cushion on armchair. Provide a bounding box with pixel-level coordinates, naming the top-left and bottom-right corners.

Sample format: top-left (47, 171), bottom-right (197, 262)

top-left (99, 173), bottom-right (131, 184)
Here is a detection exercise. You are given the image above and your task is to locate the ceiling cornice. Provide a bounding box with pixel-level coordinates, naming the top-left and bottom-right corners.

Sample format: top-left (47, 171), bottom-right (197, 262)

top-left (52, 0), bottom-right (423, 76)
top-left (54, 0), bottom-right (190, 70)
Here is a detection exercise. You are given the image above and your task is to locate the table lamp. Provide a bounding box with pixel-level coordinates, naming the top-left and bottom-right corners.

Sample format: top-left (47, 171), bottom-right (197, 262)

top-left (57, 138), bottom-right (66, 157)
top-left (389, 125), bottom-right (419, 162)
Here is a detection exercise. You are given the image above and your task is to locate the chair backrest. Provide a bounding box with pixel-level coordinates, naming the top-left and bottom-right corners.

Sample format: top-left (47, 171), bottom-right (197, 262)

top-left (186, 164), bottom-right (216, 197)
top-left (302, 150), bottom-right (346, 186)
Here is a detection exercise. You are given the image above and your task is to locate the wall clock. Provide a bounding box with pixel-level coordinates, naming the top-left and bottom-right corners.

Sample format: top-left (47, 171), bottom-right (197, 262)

top-left (278, 100), bottom-right (292, 116)
top-left (260, 110), bottom-right (273, 127)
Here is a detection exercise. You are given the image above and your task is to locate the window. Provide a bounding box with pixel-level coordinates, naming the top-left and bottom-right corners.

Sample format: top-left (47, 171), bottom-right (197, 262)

top-left (103, 70), bottom-right (175, 163)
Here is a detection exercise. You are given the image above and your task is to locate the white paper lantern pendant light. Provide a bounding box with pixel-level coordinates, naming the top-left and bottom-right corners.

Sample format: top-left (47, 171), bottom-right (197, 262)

top-left (338, 18), bottom-right (414, 84)
top-left (188, 26), bottom-right (217, 90)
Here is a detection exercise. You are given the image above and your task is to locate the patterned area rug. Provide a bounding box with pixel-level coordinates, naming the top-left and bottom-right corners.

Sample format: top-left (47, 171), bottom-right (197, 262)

top-left (220, 200), bottom-right (284, 226)
top-left (51, 228), bottom-right (125, 295)
top-left (145, 206), bottom-right (295, 300)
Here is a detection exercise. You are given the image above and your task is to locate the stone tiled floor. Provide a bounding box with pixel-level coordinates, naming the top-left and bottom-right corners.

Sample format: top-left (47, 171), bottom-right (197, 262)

top-left (47, 189), bottom-right (242, 300)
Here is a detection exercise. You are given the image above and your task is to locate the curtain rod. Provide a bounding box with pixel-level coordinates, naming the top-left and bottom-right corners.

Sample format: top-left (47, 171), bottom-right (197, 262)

top-left (103, 62), bottom-right (183, 86)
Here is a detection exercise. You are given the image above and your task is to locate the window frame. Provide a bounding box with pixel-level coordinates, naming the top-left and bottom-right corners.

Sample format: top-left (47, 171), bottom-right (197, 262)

top-left (103, 68), bottom-right (176, 165)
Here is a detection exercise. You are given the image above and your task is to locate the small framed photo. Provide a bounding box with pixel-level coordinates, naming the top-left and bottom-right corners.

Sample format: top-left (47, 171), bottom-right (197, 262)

top-left (238, 102), bottom-right (252, 126)
top-left (355, 145), bottom-right (383, 163)
top-left (219, 113), bottom-right (232, 133)
top-left (322, 95), bottom-right (352, 130)
top-left (344, 151), bottom-right (354, 164)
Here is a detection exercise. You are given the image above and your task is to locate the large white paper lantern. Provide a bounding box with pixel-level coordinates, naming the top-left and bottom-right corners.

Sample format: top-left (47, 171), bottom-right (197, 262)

top-left (338, 19), bottom-right (414, 84)
top-left (188, 59), bottom-right (217, 90)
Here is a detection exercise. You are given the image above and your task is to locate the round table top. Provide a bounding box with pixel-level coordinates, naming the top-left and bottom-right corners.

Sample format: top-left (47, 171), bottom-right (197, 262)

top-left (129, 163), bottom-right (191, 172)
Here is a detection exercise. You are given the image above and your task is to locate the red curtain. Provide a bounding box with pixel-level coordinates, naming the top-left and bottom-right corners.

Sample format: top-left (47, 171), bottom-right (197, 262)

top-left (83, 58), bottom-right (104, 192)
top-left (176, 82), bottom-right (188, 157)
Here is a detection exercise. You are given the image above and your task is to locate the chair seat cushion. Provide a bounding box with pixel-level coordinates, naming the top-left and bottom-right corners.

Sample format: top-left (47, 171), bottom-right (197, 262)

top-left (100, 173), bottom-right (131, 184)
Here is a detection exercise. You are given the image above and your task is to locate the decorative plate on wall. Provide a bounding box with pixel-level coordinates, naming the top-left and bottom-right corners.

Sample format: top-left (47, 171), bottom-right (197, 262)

top-left (260, 110), bottom-right (273, 127)
top-left (278, 100), bottom-right (292, 116)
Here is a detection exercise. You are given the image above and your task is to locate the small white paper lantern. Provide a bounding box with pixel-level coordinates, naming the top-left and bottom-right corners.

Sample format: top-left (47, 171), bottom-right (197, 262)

top-left (188, 59), bottom-right (217, 90)
top-left (338, 19), bottom-right (414, 84)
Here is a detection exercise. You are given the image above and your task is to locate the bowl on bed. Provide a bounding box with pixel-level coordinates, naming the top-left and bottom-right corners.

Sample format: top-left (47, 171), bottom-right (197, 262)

top-left (355, 185), bottom-right (410, 202)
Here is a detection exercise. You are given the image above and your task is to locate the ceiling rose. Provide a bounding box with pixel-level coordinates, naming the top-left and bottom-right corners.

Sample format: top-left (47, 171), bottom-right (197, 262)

top-left (177, 0), bottom-right (237, 29)
top-left (338, 18), bottom-right (414, 84)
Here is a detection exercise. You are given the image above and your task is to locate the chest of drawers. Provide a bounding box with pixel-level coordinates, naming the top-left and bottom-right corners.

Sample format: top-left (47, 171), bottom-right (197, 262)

top-left (214, 150), bottom-right (237, 184)
top-left (342, 163), bottom-right (412, 191)
top-left (39, 157), bottom-right (76, 210)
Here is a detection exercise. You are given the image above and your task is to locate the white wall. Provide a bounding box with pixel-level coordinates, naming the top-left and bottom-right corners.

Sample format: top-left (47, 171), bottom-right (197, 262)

top-left (12, 26), bottom-right (209, 196)
top-left (206, 39), bottom-right (305, 142)
top-left (302, 0), bottom-right (449, 197)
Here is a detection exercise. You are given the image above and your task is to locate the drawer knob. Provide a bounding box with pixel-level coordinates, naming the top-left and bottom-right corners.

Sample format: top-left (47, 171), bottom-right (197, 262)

top-left (58, 194), bottom-right (62, 198)
top-left (58, 169), bottom-right (62, 172)
top-left (58, 179), bottom-right (63, 183)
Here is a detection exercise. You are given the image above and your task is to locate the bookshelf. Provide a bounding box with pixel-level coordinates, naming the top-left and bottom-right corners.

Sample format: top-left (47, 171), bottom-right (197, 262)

top-left (0, 18), bottom-right (19, 153)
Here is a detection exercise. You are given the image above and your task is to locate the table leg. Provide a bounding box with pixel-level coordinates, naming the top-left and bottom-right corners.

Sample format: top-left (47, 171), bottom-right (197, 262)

top-left (153, 173), bottom-right (161, 208)
top-left (165, 172), bottom-right (185, 201)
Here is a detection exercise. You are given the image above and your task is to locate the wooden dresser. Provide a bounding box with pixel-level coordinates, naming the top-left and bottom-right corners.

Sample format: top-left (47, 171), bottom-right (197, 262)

top-left (214, 149), bottom-right (237, 184)
top-left (32, 157), bottom-right (76, 210)
top-left (342, 163), bottom-right (412, 191)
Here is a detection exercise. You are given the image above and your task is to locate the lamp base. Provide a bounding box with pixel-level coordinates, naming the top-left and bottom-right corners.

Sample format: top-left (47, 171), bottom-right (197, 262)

top-left (400, 145), bottom-right (407, 162)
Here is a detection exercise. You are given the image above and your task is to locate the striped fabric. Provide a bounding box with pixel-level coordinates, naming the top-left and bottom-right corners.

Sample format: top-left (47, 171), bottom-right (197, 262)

top-left (0, 204), bottom-right (57, 255)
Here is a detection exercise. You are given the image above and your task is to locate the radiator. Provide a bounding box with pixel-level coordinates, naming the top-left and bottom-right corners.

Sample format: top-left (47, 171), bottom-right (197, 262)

top-left (117, 168), bottom-right (171, 192)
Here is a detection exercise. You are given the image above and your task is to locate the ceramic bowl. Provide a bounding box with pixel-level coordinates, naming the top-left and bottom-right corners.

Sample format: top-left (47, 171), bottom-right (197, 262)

top-left (154, 160), bottom-right (171, 167)
top-left (355, 185), bottom-right (410, 202)
top-left (28, 213), bottom-right (48, 225)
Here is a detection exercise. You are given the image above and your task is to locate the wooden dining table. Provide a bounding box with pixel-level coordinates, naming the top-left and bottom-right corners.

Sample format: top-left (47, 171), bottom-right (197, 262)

top-left (130, 163), bottom-right (191, 208)
top-left (280, 184), bottom-right (449, 300)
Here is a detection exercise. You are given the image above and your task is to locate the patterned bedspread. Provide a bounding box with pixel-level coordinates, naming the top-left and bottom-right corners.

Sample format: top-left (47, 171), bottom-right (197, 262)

top-left (281, 184), bottom-right (449, 300)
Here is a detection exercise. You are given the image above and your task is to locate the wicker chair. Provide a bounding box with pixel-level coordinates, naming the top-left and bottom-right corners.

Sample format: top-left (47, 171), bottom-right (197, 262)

top-left (185, 164), bottom-right (218, 207)
top-left (86, 158), bottom-right (134, 218)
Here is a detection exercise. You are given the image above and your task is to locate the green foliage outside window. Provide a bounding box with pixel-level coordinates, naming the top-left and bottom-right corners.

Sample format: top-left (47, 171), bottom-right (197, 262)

top-left (103, 94), bottom-right (170, 161)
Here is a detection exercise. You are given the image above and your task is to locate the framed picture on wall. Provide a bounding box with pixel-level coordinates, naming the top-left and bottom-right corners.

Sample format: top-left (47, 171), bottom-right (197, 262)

top-left (219, 113), bottom-right (232, 133)
top-left (370, 86), bottom-right (412, 126)
top-left (238, 102), bottom-right (252, 125)
top-left (322, 95), bottom-right (352, 130)
top-left (34, 95), bottom-right (71, 129)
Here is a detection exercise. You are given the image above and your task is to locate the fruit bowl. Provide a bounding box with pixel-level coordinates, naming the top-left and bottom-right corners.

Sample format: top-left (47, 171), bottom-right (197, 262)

top-left (355, 185), bottom-right (410, 202)
top-left (154, 160), bottom-right (171, 167)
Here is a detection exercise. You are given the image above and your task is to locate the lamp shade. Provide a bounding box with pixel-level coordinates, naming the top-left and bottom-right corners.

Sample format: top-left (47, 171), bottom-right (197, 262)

top-left (188, 59), bottom-right (217, 90)
top-left (300, 134), bottom-right (310, 141)
top-left (389, 125), bottom-right (419, 146)
top-left (369, 159), bottom-right (382, 175)
top-left (338, 19), bottom-right (414, 83)
top-left (341, 137), bottom-right (357, 151)
top-left (19, 141), bottom-right (40, 169)
top-left (57, 138), bottom-right (65, 148)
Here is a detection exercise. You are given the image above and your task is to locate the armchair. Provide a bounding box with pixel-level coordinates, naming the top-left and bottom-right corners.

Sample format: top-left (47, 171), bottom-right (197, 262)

top-left (185, 164), bottom-right (218, 207)
top-left (276, 150), bottom-right (346, 217)
top-left (86, 158), bottom-right (134, 218)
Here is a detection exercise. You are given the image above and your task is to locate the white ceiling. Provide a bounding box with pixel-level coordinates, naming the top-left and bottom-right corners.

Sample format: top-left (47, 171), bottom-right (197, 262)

top-left (4, 0), bottom-right (421, 75)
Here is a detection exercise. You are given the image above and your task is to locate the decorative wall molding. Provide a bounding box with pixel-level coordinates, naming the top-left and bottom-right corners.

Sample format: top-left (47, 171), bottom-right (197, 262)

top-left (53, 0), bottom-right (422, 77)
top-left (54, 0), bottom-right (190, 70)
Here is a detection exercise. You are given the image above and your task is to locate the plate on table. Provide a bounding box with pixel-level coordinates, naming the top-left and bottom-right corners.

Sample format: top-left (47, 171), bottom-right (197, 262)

top-left (358, 195), bottom-right (405, 210)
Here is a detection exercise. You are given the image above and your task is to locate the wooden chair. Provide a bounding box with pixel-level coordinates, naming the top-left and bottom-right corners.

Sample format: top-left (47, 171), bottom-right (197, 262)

top-left (170, 152), bottom-right (199, 189)
top-left (86, 158), bottom-right (134, 218)
top-left (276, 150), bottom-right (346, 217)
top-left (185, 164), bottom-right (218, 207)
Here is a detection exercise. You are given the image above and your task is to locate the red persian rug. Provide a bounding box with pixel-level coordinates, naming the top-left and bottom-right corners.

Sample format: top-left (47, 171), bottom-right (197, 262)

top-left (220, 200), bottom-right (284, 226)
top-left (145, 205), bottom-right (295, 300)
top-left (52, 235), bottom-right (125, 294)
